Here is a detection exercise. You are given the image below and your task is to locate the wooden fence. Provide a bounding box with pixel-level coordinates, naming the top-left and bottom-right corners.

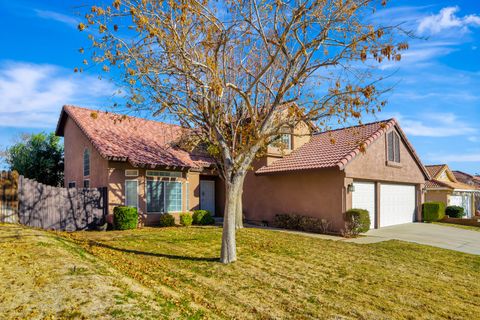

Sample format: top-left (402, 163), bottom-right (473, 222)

top-left (0, 172), bottom-right (107, 231)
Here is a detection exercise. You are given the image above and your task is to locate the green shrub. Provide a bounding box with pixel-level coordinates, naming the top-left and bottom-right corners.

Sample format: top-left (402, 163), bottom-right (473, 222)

top-left (159, 213), bottom-right (176, 227)
top-left (423, 202), bottom-right (446, 222)
top-left (179, 212), bottom-right (193, 226)
top-left (192, 210), bottom-right (215, 225)
top-left (113, 206), bottom-right (138, 230)
top-left (273, 214), bottom-right (331, 234)
top-left (344, 209), bottom-right (370, 235)
top-left (446, 206), bottom-right (465, 218)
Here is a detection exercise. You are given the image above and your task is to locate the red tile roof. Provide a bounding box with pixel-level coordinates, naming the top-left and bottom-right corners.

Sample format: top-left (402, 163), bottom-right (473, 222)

top-left (425, 165), bottom-right (446, 179)
top-left (453, 170), bottom-right (480, 187)
top-left (425, 179), bottom-right (452, 189)
top-left (256, 119), bottom-right (430, 178)
top-left (424, 166), bottom-right (478, 191)
top-left (56, 105), bottom-right (213, 169)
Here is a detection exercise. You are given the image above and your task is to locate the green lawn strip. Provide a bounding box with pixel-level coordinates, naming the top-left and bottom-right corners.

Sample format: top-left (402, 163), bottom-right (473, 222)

top-left (59, 226), bottom-right (480, 319)
top-left (432, 221), bottom-right (480, 232)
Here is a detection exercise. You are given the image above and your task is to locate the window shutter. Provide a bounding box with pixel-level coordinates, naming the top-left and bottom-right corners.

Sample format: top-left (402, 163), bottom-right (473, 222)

top-left (394, 133), bottom-right (400, 163)
top-left (387, 132), bottom-right (394, 161)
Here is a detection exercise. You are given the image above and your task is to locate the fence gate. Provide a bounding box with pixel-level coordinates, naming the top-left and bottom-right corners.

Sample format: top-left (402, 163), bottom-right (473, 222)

top-left (0, 171), bottom-right (19, 223)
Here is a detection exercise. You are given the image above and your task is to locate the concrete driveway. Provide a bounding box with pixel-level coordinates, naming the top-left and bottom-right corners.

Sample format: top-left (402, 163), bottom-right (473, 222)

top-left (346, 223), bottom-right (480, 255)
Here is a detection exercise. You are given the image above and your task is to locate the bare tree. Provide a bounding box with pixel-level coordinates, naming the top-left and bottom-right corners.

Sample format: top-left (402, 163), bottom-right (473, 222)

top-left (79, 0), bottom-right (408, 263)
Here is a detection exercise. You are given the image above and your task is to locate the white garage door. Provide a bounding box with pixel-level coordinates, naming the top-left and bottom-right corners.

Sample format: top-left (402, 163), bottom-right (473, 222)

top-left (352, 182), bottom-right (376, 229)
top-left (380, 184), bottom-right (416, 227)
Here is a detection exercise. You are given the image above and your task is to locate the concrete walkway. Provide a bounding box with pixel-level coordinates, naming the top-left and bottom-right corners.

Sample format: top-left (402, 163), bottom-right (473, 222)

top-left (345, 223), bottom-right (480, 255)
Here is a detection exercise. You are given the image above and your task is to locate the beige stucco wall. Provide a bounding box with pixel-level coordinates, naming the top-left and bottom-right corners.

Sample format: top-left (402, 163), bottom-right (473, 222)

top-left (243, 167), bottom-right (347, 231)
top-left (344, 127), bottom-right (426, 184)
top-left (63, 117), bottom-right (108, 188)
top-left (425, 190), bottom-right (450, 205)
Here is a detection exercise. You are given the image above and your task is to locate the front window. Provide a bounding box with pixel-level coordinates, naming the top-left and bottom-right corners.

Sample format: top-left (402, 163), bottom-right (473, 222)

top-left (146, 179), bottom-right (183, 213)
top-left (165, 182), bottom-right (182, 212)
top-left (83, 149), bottom-right (90, 177)
top-left (68, 181), bottom-right (76, 188)
top-left (125, 180), bottom-right (138, 208)
top-left (387, 131), bottom-right (400, 163)
top-left (83, 180), bottom-right (90, 188)
top-left (146, 179), bottom-right (164, 212)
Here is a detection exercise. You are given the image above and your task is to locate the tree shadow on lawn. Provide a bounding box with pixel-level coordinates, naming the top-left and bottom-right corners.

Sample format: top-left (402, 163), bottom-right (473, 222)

top-left (86, 239), bottom-right (219, 262)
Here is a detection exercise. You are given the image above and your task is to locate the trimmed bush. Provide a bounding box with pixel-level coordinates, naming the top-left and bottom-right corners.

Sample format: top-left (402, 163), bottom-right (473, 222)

top-left (159, 213), bottom-right (176, 227)
top-left (423, 202), bottom-right (446, 222)
top-left (273, 213), bottom-right (331, 234)
top-left (180, 212), bottom-right (193, 226)
top-left (344, 209), bottom-right (370, 234)
top-left (192, 210), bottom-right (215, 225)
top-left (446, 205), bottom-right (465, 218)
top-left (113, 206), bottom-right (138, 230)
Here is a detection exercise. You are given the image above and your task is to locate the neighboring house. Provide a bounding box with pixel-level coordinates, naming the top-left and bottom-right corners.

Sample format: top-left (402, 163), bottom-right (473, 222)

top-left (57, 106), bottom-right (430, 232)
top-left (452, 170), bottom-right (480, 214)
top-left (243, 119), bottom-right (430, 232)
top-left (55, 105), bottom-right (219, 225)
top-left (425, 165), bottom-right (479, 218)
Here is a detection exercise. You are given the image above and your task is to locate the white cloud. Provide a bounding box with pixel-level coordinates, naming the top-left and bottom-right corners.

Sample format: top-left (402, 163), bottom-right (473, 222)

top-left (418, 6), bottom-right (480, 35)
top-left (389, 112), bottom-right (476, 138)
top-left (34, 9), bottom-right (78, 27)
top-left (468, 136), bottom-right (480, 143)
top-left (427, 153), bottom-right (480, 163)
top-left (0, 61), bottom-right (116, 128)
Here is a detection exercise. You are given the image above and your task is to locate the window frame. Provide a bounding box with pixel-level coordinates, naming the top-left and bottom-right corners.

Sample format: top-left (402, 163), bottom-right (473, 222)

top-left (68, 181), bottom-right (76, 188)
top-left (125, 169), bottom-right (139, 177)
top-left (387, 131), bottom-right (401, 163)
top-left (83, 148), bottom-right (90, 177)
top-left (83, 179), bottom-right (90, 188)
top-left (145, 178), bottom-right (183, 214)
top-left (146, 170), bottom-right (182, 178)
top-left (125, 179), bottom-right (139, 208)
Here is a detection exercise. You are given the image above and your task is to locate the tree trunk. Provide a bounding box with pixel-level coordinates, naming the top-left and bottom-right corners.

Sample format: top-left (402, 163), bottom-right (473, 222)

top-left (235, 175), bottom-right (246, 229)
top-left (220, 179), bottom-right (242, 264)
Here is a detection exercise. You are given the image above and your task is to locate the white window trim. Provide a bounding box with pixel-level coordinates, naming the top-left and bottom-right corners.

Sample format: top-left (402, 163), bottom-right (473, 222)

top-left (185, 182), bottom-right (189, 212)
top-left (125, 179), bottom-right (139, 209)
top-left (68, 181), bottom-right (76, 188)
top-left (125, 169), bottom-right (139, 177)
top-left (83, 179), bottom-right (90, 189)
top-left (146, 170), bottom-right (182, 178)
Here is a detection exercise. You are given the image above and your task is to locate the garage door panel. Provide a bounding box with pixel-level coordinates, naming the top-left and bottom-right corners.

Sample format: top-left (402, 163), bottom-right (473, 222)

top-left (352, 182), bottom-right (375, 229)
top-left (380, 184), bottom-right (416, 227)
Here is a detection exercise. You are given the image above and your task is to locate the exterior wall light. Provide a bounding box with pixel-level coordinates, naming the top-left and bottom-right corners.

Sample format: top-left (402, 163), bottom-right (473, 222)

top-left (347, 183), bottom-right (355, 193)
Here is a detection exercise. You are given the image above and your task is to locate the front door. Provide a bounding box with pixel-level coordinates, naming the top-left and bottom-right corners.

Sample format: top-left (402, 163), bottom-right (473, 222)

top-left (200, 180), bottom-right (215, 215)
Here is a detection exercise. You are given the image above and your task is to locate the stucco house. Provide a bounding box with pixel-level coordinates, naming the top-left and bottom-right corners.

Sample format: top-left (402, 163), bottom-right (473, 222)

top-left (453, 171), bottom-right (480, 215)
top-left (56, 105), bottom-right (430, 232)
top-left (55, 105), bottom-right (220, 225)
top-left (244, 118), bottom-right (430, 231)
top-left (425, 165), bottom-right (479, 218)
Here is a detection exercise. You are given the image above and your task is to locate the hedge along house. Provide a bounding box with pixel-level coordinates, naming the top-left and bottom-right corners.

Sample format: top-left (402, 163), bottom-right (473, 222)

top-left (55, 105), bottom-right (220, 225)
top-left (243, 119), bottom-right (431, 232)
top-left (425, 165), bottom-right (479, 218)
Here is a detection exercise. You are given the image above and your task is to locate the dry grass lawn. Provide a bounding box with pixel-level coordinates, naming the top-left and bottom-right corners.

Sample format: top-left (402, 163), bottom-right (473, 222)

top-left (1, 223), bottom-right (480, 319)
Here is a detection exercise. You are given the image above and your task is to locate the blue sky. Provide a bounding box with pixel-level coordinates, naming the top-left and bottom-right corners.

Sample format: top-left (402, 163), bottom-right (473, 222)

top-left (0, 0), bottom-right (479, 174)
